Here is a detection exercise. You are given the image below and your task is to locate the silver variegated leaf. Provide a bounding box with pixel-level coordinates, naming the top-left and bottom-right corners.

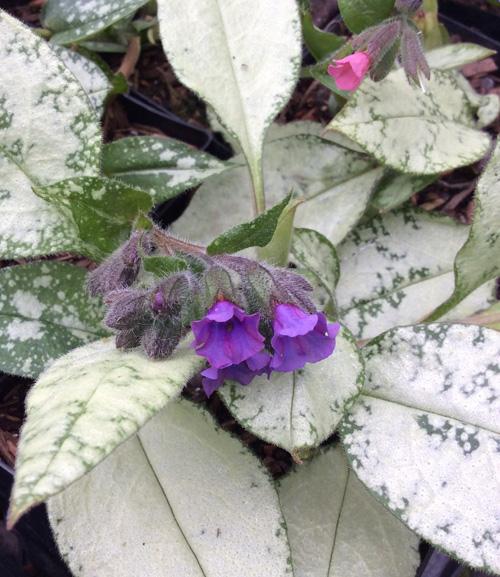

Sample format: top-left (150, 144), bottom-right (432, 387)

top-left (426, 43), bottom-right (496, 71)
top-left (48, 399), bottom-right (292, 577)
top-left (0, 10), bottom-right (101, 259)
top-left (341, 323), bottom-right (500, 574)
top-left (9, 338), bottom-right (204, 526)
top-left (278, 444), bottom-right (420, 577)
top-left (326, 68), bottom-right (490, 174)
top-left (156, 0), bottom-right (302, 206)
top-left (218, 325), bottom-right (363, 454)
top-left (0, 262), bottom-right (109, 378)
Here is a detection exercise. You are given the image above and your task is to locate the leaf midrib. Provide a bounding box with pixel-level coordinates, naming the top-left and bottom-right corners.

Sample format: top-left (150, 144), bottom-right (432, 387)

top-left (0, 311), bottom-right (108, 338)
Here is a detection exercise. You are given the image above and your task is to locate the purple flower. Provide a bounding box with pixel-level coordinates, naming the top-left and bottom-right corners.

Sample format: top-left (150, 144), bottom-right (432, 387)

top-left (190, 300), bottom-right (265, 368)
top-left (270, 304), bottom-right (340, 372)
top-left (201, 352), bottom-right (271, 398)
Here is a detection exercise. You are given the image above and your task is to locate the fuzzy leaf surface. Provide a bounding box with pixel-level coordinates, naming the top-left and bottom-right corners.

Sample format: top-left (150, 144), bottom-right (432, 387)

top-left (156, 0), bottom-right (302, 201)
top-left (102, 136), bottom-right (234, 204)
top-left (50, 46), bottom-right (113, 117)
top-left (338, 0), bottom-right (395, 33)
top-left (218, 325), bottom-right (363, 453)
top-left (340, 323), bottom-right (500, 574)
top-left (278, 445), bottom-right (420, 577)
top-left (42, 0), bottom-right (149, 45)
top-left (48, 399), bottom-right (291, 577)
top-left (0, 262), bottom-right (109, 379)
top-left (336, 207), bottom-right (471, 340)
top-left (426, 43), bottom-right (496, 70)
top-left (170, 135), bottom-right (382, 249)
top-left (9, 338), bottom-right (205, 526)
top-left (326, 69), bottom-right (490, 174)
top-left (33, 176), bottom-right (153, 258)
top-left (207, 193), bottom-right (292, 255)
top-left (0, 11), bottom-right (101, 259)
top-left (427, 140), bottom-right (500, 320)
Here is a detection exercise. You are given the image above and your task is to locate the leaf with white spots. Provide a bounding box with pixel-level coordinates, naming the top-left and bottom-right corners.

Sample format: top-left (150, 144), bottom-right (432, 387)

top-left (340, 323), bottom-right (500, 574)
top-left (102, 136), bottom-right (235, 204)
top-left (0, 10), bottom-right (101, 259)
top-left (171, 135), bottom-right (382, 249)
top-left (9, 337), bottom-right (205, 526)
top-left (42, 0), bottom-right (149, 45)
top-left (371, 170), bottom-right (436, 212)
top-left (336, 207), bottom-right (471, 340)
top-left (427, 139), bottom-right (500, 321)
top-left (278, 444), bottom-right (420, 577)
top-left (50, 46), bottom-right (113, 117)
top-left (47, 399), bottom-right (291, 577)
top-left (0, 262), bottom-right (110, 379)
top-left (326, 68), bottom-right (491, 174)
top-left (291, 228), bottom-right (340, 314)
top-left (33, 176), bottom-right (153, 258)
top-left (426, 43), bottom-right (496, 71)
top-left (454, 73), bottom-right (500, 129)
top-left (156, 0), bottom-right (302, 209)
top-left (218, 325), bottom-right (363, 454)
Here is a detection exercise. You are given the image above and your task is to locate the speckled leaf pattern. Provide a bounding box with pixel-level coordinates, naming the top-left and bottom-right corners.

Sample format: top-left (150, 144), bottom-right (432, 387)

top-left (371, 171), bottom-right (436, 212)
top-left (278, 445), bottom-right (420, 577)
top-left (42, 0), bottom-right (149, 45)
top-left (340, 323), bottom-right (500, 574)
top-left (218, 325), bottom-right (363, 453)
top-left (427, 140), bottom-right (500, 321)
top-left (0, 262), bottom-right (109, 379)
top-left (170, 135), bottom-right (382, 249)
top-left (0, 11), bottom-right (101, 258)
top-left (336, 207), bottom-right (470, 340)
top-left (455, 73), bottom-right (500, 129)
top-left (426, 43), bottom-right (496, 71)
top-left (156, 0), bottom-right (302, 204)
top-left (47, 399), bottom-right (292, 577)
top-left (33, 176), bottom-right (153, 258)
top-left (291, 228), bottom-right (340, 311)
top-left (102, 136), bottom-right (234, 204)
top-left (327, 69), bottom-right (491, 174)
top-left (51, 46), bottom-right (113, 117)
top-left (9, 338), bottom-right (205, 526)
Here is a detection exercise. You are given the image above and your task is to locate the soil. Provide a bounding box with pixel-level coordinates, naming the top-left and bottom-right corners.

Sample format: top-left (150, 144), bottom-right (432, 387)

top-left (0, 0), bottom-right (499, 575)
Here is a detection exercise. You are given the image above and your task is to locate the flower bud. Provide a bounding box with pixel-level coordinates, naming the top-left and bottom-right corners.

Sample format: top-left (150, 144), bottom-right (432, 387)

top-left (141, 322), bottom-right (181, 359)
top-left (400, 24), bottom-right (430, 88)
top-left (395, 0), bottom-right (423, 16)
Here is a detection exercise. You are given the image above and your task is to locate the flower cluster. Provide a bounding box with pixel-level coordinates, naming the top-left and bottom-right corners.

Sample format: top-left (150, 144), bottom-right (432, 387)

top-left (88, 225), bottom-right (340, 398)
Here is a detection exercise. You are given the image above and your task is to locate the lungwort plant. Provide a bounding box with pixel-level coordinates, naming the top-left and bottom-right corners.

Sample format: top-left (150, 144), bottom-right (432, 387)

top-left (2, 0), bottom-right (500, 575)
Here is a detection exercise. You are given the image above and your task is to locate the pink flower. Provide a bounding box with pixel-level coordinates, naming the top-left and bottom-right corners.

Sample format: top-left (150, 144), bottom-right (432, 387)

top-left (327, 52), bottom-right (370, 91)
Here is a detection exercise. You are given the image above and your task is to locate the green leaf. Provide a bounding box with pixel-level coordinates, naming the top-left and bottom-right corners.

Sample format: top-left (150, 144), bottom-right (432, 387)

top-left (207, 193), bottom-right (293, 255)
top-left (170, 135), bottom-right (382, 250)
top-left (9, 337), bottom-right (205, 526)
top-left (427, 140), bottom-right (500, 321)
top-left (291, 228), bottom-right (340, 314)
top-left (218, 325), bottom-right (363, 454)
top-left (33, 176), bottom-right (153, 258)
top-left (371, 170), bottom-right (436, 212)
top-left (340, 323), bottom-right (500, 574)
top-left (326, 68), bottom-right (491, 174)
top-left (47, 399), bottom-right (291, 577)
top-left (102, 136), bottom-right (235, 204)
top-left (142, 255), bottom-right (188, 277)
top-left (50, 45), bottom-right (113, 117)
top-left (336, 207), bottom-right (471, 340)
top-left (42, 0), bottom-right (149, 45)
top-left (0, 262), bottom-right (110, 379)
top-left (278, 445), bottom-right (420, 577)
top-left (455, 73), bottom-right (500, 130)
top-left (156, 0), bottom-right (302, 212)
top-left (0, 10), bottom-right (101, 259)
top-left (300, 10), bottom-right (345, 61)
top-left (338, 0), bottom-right (395, 33)
top-left (426, 43), bottom-right (496, 71)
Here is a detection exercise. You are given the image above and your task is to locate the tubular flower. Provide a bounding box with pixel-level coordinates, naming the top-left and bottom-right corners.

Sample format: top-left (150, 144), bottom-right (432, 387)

top-left (190, 300), bottom-right (265, 368)
top-left (270, 303), bottom-right (340, 373)
top-left (327, 52), bottom-right (370, 91)
top-left (200, 352), bottom-right (271, 398)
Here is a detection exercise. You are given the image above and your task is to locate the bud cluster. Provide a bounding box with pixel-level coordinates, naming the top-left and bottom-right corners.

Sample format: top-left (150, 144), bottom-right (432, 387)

top-left (88, 224), bottom-right (340, 397)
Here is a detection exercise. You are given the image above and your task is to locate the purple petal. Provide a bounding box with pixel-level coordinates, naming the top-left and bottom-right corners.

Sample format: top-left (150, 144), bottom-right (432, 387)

top-left (273, 303), bottom-right (318, 337)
